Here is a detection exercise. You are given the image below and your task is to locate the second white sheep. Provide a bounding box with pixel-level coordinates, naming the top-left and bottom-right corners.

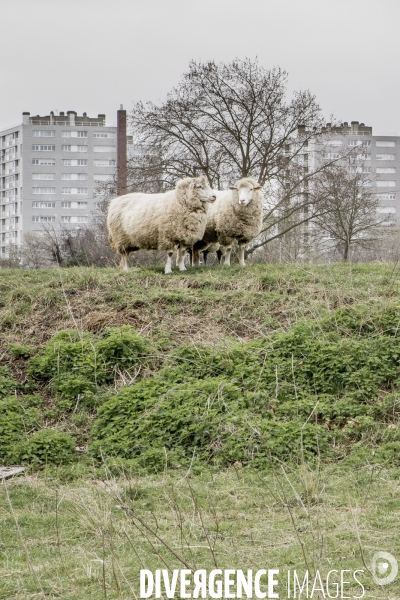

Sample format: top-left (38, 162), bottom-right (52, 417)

top-left (192, 177), bottom-right (263, 267)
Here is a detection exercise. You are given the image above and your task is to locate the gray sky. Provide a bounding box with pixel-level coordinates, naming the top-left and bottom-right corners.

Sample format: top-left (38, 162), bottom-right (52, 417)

top-left (2, 0), bottom-right (399, 133)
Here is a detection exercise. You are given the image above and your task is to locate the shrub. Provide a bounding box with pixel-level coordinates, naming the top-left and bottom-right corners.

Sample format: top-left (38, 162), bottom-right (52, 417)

top-left (90, 306), bottom-right (400, 471)
top-left (90, 377), bottom-right (330, 470)
top-left (28, 326), bottom-right (150, 385)
top-left (27, 326), bottom-right (152, 411)
top-left (18, 430), bottom-right (76, 466)
top-left (0, 398), bottom-right (42, 464)
top-left (8, 343), bottom-right (33, 359)
top-left (0, 367), bottom-right (19, 399)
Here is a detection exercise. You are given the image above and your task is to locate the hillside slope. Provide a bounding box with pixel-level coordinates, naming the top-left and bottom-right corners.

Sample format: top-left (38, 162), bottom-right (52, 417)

top-left (1, 263), bottom-right (400, 471)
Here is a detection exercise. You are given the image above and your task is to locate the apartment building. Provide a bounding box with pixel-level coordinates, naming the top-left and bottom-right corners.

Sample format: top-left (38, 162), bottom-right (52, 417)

top-left (0, 111), bottom-right (118, 256)
top-left (319, 121), bottom-right (399, 224)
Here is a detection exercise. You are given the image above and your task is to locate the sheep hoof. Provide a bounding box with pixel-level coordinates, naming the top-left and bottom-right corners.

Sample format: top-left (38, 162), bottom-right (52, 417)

top-left (179, 266), bottom-right (187, 272)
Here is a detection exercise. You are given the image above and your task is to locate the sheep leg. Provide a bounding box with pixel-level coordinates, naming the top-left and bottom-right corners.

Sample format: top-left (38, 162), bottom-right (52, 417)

top-left (224, 247), bottom-right (232, 266)
top-left (120, 255), bottom-right (129, 272)
top-left (193, 248), bottom-right (201, 267)
top-left (187, 248), bottom-right (193, 267)
top-left (178, 243), bottom-right (187, 272)
top-left (175, 246), bottom-right (180, 267)
top-left (238, 243), bottom-right (246, 267)
top-left (165, 250), bottom-right (174, 274)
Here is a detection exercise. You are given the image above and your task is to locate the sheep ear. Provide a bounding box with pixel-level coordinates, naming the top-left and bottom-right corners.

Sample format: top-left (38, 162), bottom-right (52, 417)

top-left (254, 185), bottom-right (261, 190)
top-left (229, 186), bottom-right (237, 190)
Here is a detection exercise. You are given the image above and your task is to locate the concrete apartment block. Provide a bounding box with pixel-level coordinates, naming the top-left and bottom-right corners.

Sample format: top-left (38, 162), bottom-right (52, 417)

top-left (0, 111), bottom-right (119, 256)
top-left (318, 121), bottom-right (399, 224)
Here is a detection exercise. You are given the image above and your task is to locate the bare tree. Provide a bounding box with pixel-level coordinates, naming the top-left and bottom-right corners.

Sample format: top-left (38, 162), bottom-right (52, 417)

top-left (127, 59), bottom-right (355, 262)
top-left (310, 154), bottom-right (390, 261)
top-left (130, 58), bottom-right (325, 189)
top-left (20, 222), bottom-right (115, 268)
top-left (96, 59), bottom-right (355, 264)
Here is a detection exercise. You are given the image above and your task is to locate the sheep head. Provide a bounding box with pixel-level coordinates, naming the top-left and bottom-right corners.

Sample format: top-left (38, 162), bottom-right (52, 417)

top-left (230, 178), bottom-right (261, 206)
top-left (176, 176), bottom-right (216, 206)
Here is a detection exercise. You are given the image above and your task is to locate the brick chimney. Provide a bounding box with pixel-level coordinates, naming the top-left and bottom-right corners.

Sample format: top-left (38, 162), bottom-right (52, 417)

top-left (117, 105), bottom-right (127, 196)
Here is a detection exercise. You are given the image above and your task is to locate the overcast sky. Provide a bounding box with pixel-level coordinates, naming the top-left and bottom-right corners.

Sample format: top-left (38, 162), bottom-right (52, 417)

top-left (2, 0), bottom-right (399, 134)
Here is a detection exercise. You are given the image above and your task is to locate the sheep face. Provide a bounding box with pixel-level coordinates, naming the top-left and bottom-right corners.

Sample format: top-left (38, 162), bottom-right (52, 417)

top-left (230, 178), bottom-right (261, 206)
top-left (177, 176), bottom-right (216, 206)
top-left (191, 176), bottom-right (217, 204)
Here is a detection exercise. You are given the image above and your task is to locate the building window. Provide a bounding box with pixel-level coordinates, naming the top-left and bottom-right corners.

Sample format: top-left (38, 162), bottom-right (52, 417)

top-left (326, 140), bottom-right (343, 146)
top-left (77, 216), bottom-right (88, 222)
top-left (32, 216), bottom-right (56, 222)
top-left (356, 153), bottom-right (371, 160)
top-left (323, 152), bottom-right (341, 159)
top-left (32, 158), bottom-right (55, 165)
top-left (61, 216), bottom-right (71, 223)
top-left (61, 145), bottom-right (88, 152)
top-left (61, 173), bottom-right (88, 180)
top-left (32, 187), bottom-right (55, 194)
top-left (376, 141), bottom-right (395, 147)
top-left (61, 159), bottom-right (88, 165)
top-left (93, 145), bottom-right (116, 152)
top-left (32, 173), bottom-right (56, 180)
top-left (377, 193), bottom-right (396, 201)
top-left (32, 130), bottom-right (55, 137)
top-left (95, 174), bottom-right (113, 181)
top-left (32, 145), bottom-right (55, 151)
top-left (348, 140), bottom-right (371, 146)
top-left (61, 187), bottom-right (88, 194)
top-left (377, 206), bottom-right (396, 214)
top-left (376, 180), bottom-right (396, 187)
top-left (376, 154), bottom-right (395, 160)
top-left (376, 167), bottom-right (396, 174)
top-left (32, 202), bottom-right (56, 208)
top-left (93, 132), bottom-right (116, 138)
top-left (349, 166), bottom-right (371, 173)
top-left (61, 131), bottom-right (88, 138)
top-left (61, 201), bottom-right (88, 209)
top-left (94, 159), bottom-right (116, 166)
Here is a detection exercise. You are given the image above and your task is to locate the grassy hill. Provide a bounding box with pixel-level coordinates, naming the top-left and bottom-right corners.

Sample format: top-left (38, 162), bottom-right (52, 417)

top-left (1, 262), bottom-right (400, 470)
top-left (1, 263), bottom-right (400, 598)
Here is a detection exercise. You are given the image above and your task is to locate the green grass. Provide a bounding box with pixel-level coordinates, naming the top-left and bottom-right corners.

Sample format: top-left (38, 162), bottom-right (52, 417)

top-left (1, 263), bottom-right (400, 597)
top-left (1, 464), bottom-right (400, 599)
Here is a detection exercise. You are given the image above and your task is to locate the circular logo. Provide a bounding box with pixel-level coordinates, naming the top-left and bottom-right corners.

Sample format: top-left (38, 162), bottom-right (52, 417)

top-left (372, 552), bottom-right (398, 586)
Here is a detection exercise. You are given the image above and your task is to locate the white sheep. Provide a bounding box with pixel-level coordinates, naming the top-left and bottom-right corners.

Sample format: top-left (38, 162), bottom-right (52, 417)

top-left (107, 176), bottom-right (216, 274)
top-left (192, 177), bottom-right (263, 267)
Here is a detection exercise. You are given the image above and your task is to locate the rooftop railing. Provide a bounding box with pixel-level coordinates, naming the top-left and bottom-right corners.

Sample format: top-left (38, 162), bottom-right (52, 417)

top-left (28, 120), bottom-right (113, 127)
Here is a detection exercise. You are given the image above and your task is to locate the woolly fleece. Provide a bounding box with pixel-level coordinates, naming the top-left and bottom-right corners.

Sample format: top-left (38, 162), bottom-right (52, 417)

top-left (107, 176), bottom-right (213, 258)
top-left (194, 177), bottom-right (263, 251)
